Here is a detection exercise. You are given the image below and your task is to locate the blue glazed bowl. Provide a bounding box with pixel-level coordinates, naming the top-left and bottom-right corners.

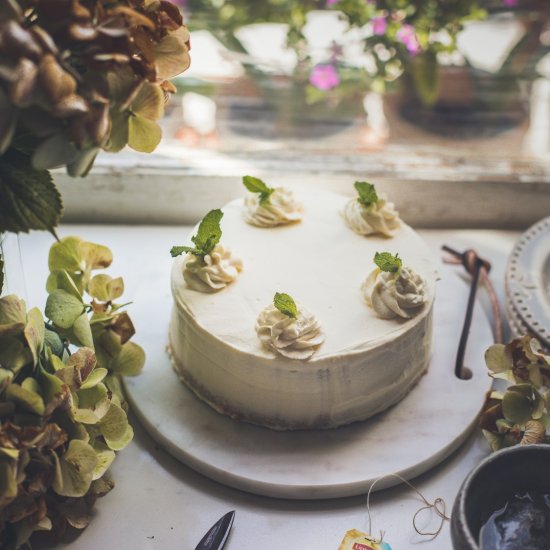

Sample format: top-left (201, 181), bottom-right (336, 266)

top-left (451, 444), bottom-right (550, 549)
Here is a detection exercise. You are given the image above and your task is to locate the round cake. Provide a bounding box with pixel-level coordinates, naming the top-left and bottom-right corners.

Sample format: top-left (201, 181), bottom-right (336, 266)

top-left (169, 188), bottom-right (437, 430)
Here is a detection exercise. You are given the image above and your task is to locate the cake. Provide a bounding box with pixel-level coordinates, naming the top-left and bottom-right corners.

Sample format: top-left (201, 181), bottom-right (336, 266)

top-left (169, 184), bottom-right (437, 430)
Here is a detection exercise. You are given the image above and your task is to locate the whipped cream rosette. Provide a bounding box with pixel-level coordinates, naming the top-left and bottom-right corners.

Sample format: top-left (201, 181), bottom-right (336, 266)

top-left (183, 244), bottom-right (242, 292)
top-left (256, 292), bottom-right (324, 360)
top-left (170, 208), bottom-right (242, 293)
top-left (363, 252), bottom-right (427, 320)
top-left (343, 181), bottom-right (401, 237)
top-left (242, 175), bottom-right (302, 227)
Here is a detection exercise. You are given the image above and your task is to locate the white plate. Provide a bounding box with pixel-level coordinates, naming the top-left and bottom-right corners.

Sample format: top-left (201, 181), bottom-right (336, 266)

top-left (506, 216), bottom-right (550, 347)
top-left (124, 267), bottom-right (493, 500)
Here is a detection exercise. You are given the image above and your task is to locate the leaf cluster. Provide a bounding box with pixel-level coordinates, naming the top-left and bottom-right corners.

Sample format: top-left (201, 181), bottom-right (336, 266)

top-left (480, 336), bottom-right (550, 452)
top-left (242, 176), bottom-right (275, 206)
top-left (0, 0), bottom-right (191, 234)
top-left (171, 209), bottom-right (224, 259)
top-left (0, 236), bottom-right (144, 548)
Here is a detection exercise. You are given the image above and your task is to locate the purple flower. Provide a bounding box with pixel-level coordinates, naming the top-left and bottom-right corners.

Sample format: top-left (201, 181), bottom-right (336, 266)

top-left (502, 0), bottom-right (518, 5)
top-left (326, 0), bottom-right (340, 6)
top-left (371, 16), bottom-right (387, 36)
top-left (396, 24), bottom-right (421, 56)
top-left (309, 64), bottom-right (340, 91)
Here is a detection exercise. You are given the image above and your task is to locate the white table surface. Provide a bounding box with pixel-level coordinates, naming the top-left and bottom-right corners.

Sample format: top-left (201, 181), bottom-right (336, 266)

top-left (18, 225), bottom-right (520, 550)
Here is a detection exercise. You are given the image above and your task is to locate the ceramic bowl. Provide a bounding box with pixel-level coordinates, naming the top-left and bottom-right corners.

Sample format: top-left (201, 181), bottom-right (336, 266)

top-left (451, 444), bottom-right (550, 549)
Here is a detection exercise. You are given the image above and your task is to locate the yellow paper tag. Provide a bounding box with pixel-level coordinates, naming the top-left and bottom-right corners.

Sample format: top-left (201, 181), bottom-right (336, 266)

top-left (338, 529), bottom-right (392, 550)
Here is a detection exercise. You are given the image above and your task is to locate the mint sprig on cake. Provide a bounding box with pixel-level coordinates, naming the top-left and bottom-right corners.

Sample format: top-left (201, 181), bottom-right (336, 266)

top-left (171, 209), bottom-right (223, 259)
top-left (274, 292), bottom-right (298, 319)
top-left (171, 209), bottom-right (242, 293)
top-left (363, 251), bottom-right (427, 319)
top-left (355, 181), bottom-right (379, 208)
top-left (243, 175), bottom-right (303, 227)
top-left (374, 251), bottom-right (402, 273)
top-left (343, 181), bottom-right (401, 238)
top-left (243, 176), bottom-right (275, 206)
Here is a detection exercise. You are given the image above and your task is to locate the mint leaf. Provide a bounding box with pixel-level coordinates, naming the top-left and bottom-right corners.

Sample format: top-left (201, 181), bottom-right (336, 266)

top-left (355, 181), bottom-right (378, 208)
top-left (0, 152), bottom-right (63, 234)
top-left (171, 209), bottom-right (224, 258)
top-left (170, 246), bottom-right (197, 257)
top-left (192, 209), bottom-right (223, 255)
top-left (374, 252), bottom-right (402, 273)
top-left (274, 292), bottom-right (298, 319)
top-left (243, 175), bottom-right (274, 206)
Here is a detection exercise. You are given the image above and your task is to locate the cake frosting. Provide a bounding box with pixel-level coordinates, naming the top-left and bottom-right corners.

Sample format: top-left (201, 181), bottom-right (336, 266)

top-left (342, 194), bottom-right (401, 237)
top-left (182, 244), bottom-right (242, 293)
top-left (169, 189), bottom-right (436, 430)
top-left (256, 301), bottom-right (324, 360)
top-left (244, 187), bottom-right (302, 227)
top-left (362, 265), bottom-right (427, 320)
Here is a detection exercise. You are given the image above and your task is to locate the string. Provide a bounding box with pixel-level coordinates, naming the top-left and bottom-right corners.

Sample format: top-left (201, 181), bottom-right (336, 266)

top-left (366, 473), bottom-right (449, 542)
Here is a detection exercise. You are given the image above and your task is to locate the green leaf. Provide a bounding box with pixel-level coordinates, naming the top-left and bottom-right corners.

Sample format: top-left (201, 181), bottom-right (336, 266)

top-left (81, 368), bottom-right (108, 390)
top-left (0, 153), bottom-right (63, 234)
top-left (108, 277), bottom-right (124, 301)
top-left (154, 27), bottom-right (191, 80)
top-left (24, 307), bottom-right (45, 365)
top-left (67, 147), bottom-right (99, 178)
top-left (274, 292), bottom-right (298, 319)
top-left (79, 241), bottom-right (112, 270)
top-left (77, 384), bottom-right (109, 410)
top-left (72, 313), bottom-right (94, 349)
top-left (5, 383), bottom-right (45, 415)
top-left (91, 442), bottom-right (115, 481)
top-left (0, 336), bottom-right (31, 373)
top-left (170, 245), bottom-right (197, 257)
top-left (104, 422), bottom-right (133, 452)
top-left (0, 295), bottom-right (26, 335)
top-left (52, 439), bottom-right (98, 497)
top-left (502, 385), bottom-right (535, 425)
top-left (48, 237), bottom-right (83, 272)
top-left (104, 109), bottom-right (129, 153)
top-left (243, 175), bottom-right (274, 205)
top-left (127, 114), bottom-right (162, 153)
top-left (45, 290), bottom-right (84, 329)
top-left (110, 341), bottom-right (145, 376)
top-left (192, 209), bottom-right (223, 256)
top-left (31, 134), bottom-right (79, 171)
top-left (354, 181), bottom-right (378, 208)
top-left (485, 344), bottom-right (513, 374)
top-left (88, 274), bottom-right (112, 301)
top-left (374, 252), bottom-right (402, 273)
top-left (131, 82), bottom-right (164, 121)
top-left (99, 402), bottom-right (133, 450)
top-left (44, 328), bottom-right (64, 357)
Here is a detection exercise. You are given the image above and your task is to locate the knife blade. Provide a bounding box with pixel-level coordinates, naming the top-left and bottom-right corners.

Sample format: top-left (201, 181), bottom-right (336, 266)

top-left (194, 510), bottom-right (235, 550)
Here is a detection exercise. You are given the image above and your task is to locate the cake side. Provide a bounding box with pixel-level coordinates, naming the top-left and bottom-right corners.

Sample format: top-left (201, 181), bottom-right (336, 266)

top-left (168, 304), bottom-right (433, 430)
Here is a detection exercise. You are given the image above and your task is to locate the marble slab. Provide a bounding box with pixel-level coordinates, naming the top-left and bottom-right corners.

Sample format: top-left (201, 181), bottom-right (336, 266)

top-left (124, 266), bottom-right (493, 499)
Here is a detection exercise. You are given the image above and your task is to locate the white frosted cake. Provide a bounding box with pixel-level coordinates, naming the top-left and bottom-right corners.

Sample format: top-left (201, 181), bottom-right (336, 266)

top-left (169, 187), bottom-right (436, 430)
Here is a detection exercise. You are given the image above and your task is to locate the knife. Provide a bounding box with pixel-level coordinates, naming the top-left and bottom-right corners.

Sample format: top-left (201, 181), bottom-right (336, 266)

top-left (194, 510), bottom-right (235, 550)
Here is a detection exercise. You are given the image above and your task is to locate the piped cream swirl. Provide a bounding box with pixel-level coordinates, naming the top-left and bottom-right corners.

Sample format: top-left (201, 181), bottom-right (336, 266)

top-left (245, 187), bottom-right (303, 227)
top-left (256, 305), bottom-right (324, 360)
top-left (362, 266), bottom-right (427, 319)
top-left (343, 195), bottom-right (401, 237)
top-left (183, 244), bottom-right (242, 293)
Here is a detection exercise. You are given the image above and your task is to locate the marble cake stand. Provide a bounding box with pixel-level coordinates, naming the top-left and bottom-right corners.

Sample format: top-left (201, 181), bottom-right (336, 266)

top-left (124, 268), bottom-right (493, 499)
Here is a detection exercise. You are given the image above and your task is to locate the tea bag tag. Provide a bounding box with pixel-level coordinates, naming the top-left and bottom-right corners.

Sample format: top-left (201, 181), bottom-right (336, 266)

top-left (338, 529), bottom-right (392, 550)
